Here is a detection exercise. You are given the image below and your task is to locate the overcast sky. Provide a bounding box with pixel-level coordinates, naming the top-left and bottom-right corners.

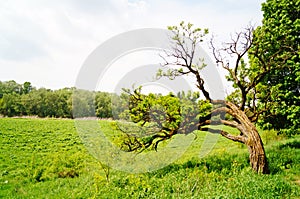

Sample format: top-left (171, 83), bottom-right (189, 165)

top-left (0, 0), bottom-right (265, 90)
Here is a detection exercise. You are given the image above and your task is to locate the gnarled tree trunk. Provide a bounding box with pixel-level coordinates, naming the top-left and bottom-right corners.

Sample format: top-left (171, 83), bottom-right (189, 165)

top-left (222, 102), bottom-right (269, 174)
top-left (203, 101), bottom-right (270, 174)
top-left (245, 124), bottom-right (269, 173)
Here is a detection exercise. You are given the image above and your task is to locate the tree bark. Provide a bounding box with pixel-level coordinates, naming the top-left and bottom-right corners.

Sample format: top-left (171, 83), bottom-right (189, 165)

top-left (227, 102), bottom-right (269, 174)
top-left (245, 125), bottom-right (269, 174)
top-left (210, 101), bottom-right (270, 174)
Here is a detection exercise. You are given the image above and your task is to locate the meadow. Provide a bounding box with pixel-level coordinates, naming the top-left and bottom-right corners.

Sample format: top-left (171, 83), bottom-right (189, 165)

top-left (0, 118), bottom-right (299, 198)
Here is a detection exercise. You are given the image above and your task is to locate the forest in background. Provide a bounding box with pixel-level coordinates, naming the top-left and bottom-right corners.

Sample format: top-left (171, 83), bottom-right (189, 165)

top-left (0, 80), bottom-right (126, 119)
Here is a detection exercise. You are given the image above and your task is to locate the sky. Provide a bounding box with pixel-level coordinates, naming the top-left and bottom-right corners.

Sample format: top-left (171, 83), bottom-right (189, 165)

top-left (0, 0), bottom-right (265, 91)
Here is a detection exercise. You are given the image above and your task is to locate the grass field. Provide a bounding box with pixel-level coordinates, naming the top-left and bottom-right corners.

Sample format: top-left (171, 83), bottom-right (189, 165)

top-left (0, 118), bottom-right (299, 198)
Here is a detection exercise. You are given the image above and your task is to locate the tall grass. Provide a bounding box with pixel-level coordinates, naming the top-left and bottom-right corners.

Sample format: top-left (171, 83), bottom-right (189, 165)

top-left (0, 118), bottom-right (299, 198)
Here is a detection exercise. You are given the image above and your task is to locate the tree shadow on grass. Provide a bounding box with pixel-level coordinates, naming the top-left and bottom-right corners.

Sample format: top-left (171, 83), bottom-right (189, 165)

top-left (145, 140), bottom-right (300, 177)
top-left (148, 154), bottom-right (249, 178)
top-left (148, 141), bottom-right (300, 176)
top-left (268, 140), bottom-right (300, 174)
top-left (278, 140), bottom-right (300, 150)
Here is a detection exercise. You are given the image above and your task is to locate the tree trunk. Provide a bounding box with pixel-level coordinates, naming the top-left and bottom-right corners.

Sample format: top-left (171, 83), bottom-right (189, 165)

top-left (214, 101), bottom-right (270, 174)
top-left (222, 124), bottom-right (270, 174)
top-left (246, 126), bottom-right (269, 174)
top-left (230, 102), bottom-right (270, 174)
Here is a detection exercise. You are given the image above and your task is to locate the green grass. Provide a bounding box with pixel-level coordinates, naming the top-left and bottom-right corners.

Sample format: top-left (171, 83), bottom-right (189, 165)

top-left (0, 118), bottom-right (299, 198)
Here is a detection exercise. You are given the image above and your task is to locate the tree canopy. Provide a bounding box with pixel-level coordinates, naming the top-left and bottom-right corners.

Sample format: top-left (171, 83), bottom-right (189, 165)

top-left (248, 0), bottom-right (300, 135)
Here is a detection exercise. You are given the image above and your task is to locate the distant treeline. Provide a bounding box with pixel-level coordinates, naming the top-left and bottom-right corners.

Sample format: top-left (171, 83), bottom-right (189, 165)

top-left (0, 80), bottom-right (128, 118)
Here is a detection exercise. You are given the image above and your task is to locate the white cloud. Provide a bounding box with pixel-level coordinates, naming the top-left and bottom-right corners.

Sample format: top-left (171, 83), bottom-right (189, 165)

top-left (0, 0), bottom-right (264, 90)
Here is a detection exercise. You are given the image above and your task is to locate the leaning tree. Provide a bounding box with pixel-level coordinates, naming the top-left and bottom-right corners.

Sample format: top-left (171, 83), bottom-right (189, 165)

top-left (119, 1), bottom-right (298, 173)
top-left (118, 0), bottom-right (300, 173)
top-left (118, 22), bottom-right (269, 174)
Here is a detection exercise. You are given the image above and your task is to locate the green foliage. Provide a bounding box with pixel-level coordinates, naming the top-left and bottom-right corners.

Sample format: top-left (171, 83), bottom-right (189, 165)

top-left (22, 81), bottom-right (32, 94)
top-left (0, 93), bottom-right (22, 116)
top-left (72, 89), bottom-right (95, 118)
top-left (157, 21), bottom-right (209, 81)
top-left (0, 80), bottom-right (126, 119)
top-left (127, 89), bottom-right (210, 129)
top-left (248, 0), bottom-right (300, 135)
top-left (95, 92), bottom-right (112, 118)
top-left (119, 88), bottom-right (212, 151)
top-left (0, 80), bottom-right (23, 96)
top-left (168, 21), bottom-right (209, 43)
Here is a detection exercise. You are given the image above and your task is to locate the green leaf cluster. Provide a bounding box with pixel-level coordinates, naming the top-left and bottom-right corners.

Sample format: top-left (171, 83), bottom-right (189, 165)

top-left (248, 0), bottom-right (300, 135)
top-left (125, 88), bottom-right (211, 138)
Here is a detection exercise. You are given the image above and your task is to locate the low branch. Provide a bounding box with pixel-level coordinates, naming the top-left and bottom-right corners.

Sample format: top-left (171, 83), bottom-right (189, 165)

top-left (199, 118), bottom-right (245, 133)
top-left (220, 130), bottom-right (247, 144)
top-left (200, 127), bottom-right (247, 144)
